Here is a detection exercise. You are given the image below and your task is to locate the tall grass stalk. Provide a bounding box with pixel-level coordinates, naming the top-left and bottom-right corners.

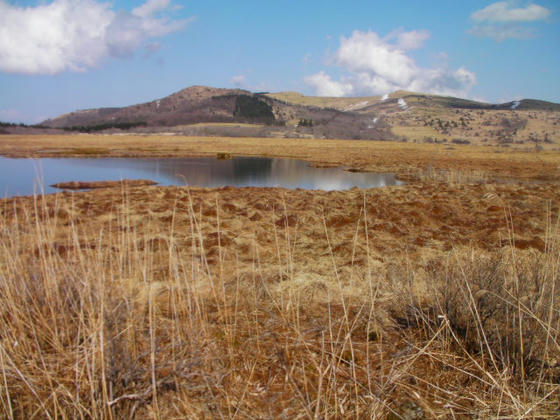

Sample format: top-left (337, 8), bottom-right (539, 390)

top-left (0, 189), bottom-right (558, 418)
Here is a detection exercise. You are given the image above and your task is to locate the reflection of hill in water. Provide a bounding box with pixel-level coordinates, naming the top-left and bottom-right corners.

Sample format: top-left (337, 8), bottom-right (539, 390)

top-left (268, 158), bottom-right (400, 190)
top-left (150, 157), bottom-right (274, 187)
top-left (150, 158), bottom-right (238, 187)
top-left (45, 157), bottom-right (403, 190)
top-left (232, 158), bottom-right (273, 181)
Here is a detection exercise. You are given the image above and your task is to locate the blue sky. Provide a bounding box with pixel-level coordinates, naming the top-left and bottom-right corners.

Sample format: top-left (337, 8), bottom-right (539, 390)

top-left (0, 0), bottom-right (558, 123)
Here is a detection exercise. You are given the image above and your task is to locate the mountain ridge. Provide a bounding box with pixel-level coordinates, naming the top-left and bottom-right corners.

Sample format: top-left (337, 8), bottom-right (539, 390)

top-left (4, 86), bottom-right (551, 146)
top-left (266, 90), bottom-right (560, 112)
top-left (43, 85), bottom-right (560, 129)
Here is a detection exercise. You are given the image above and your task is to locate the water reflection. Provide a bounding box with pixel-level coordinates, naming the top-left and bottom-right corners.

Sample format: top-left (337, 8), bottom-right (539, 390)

top-left (0, 156), bottom-right (403, 197)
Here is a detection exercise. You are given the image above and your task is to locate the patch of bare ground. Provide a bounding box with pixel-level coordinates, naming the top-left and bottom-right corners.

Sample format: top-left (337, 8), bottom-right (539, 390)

top-left (1, 178), bottom-right (559, 418)
top-left (51, 179), bottom-right (157, 190)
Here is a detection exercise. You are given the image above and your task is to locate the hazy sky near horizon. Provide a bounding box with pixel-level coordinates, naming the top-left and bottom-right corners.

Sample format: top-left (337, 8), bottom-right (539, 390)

top-left (0, 0), bottom-right (558, 124)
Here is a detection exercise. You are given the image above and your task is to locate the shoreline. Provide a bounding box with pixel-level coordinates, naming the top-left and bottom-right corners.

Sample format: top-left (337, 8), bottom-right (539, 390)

top-left (1, 135), bottom-right (559, 417)
top-left (1, 134), bottom-right (559, 182)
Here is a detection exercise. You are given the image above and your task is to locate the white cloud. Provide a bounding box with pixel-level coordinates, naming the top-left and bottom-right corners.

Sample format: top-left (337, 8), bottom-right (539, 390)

top-left (469, 2), bottom-right (550, 41)
top-left (132, 0), bottom-right (172, 18)
top-left (386, 28), bottom-right (431, 50)
top-left (335, 31), bottom-right (418, 87)
top-left (306, 30), bottom-right (476, 98)
top-left (0, 0), bottom-right (190, 74)
top-left (305, 71), bottom-right (353, 97)
top-left (471, 2), bottom-right (550, 22)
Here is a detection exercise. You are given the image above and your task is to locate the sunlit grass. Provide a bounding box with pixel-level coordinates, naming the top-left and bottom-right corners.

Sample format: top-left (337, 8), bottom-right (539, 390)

top-left (1, 134), bottom-right (559, 182)
top-left (0, 185), bottom-right (558, 418)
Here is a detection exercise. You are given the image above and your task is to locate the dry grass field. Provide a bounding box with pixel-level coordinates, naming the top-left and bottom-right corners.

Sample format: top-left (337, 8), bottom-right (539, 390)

top-left (0, 135), bottom-right (559, 418)
top-left (387, 108), bottom-right (560, 147)
top-left (1, 134), bottom-right (559, 180)
top-left (267, 91), bottom-right (560, 148)
top-left (267, 92), bottom-right (385, 111)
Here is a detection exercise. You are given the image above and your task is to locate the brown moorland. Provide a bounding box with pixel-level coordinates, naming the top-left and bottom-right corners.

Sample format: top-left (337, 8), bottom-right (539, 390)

top-left (0, 135), bottom-right (559, 418)
top-left (1, 134), bottom-right (559, 180)
top-left (4, 87), bottom-right (558, 147)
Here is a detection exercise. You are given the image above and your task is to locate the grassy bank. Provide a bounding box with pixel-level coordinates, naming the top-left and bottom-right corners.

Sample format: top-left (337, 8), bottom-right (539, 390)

top-left (1, 134), bottom-right (560, 181)
top-left (1, 181), bottom-right (558, 418)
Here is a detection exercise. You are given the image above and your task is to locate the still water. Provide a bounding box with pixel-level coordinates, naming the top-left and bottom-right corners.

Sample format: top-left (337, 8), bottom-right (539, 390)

top-left (0, 156), bottom-right (403, 197)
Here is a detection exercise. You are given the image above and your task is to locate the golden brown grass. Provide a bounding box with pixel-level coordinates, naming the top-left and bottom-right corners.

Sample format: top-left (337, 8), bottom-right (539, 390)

top-left (0, 179), bottom-right (559, 418)
top-left (1, 134), bottom-right (560, 181)
top-left (0, 137), bottom-right (559, 417)
top-left (407, 166), bottom-right (490, 185)
top-left (266, 90), bottom-right (560, 148)
top-left (387, 108), bottom-right (560, 147)
top-left (266, 92), bottom-right (383, 110)
top-left (390, 125), bottom-right (446, 141)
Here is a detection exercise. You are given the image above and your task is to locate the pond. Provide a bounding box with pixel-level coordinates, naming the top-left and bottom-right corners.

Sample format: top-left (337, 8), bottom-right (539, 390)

top-left (0, 156), bottom-right (403, 198)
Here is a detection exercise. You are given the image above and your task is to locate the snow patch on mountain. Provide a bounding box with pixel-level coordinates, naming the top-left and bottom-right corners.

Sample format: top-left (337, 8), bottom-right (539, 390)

top-left (398, 98), bottom-right (408, 110)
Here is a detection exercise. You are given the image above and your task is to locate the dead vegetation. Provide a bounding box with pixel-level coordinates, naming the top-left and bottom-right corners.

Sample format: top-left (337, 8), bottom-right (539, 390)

top-left (388, 108), bottom-right (559, 148)
top-left (50, 179), bottom-right (157, 190)
top-left (1, 135), bottom-right (559, 181)
top-left (0, 177), bottom-right (559, 418)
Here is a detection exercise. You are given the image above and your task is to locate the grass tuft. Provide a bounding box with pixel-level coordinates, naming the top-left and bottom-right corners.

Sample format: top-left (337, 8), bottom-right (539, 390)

top-left (0, 188), bottom-right (558, 418)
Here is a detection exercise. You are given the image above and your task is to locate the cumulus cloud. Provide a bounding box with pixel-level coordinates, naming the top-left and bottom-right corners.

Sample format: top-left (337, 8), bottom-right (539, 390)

top-left (305, 71), bottom-right (354, 97)
top-left (469, 1), bottom-right (551, 41)
top-left (335, 31), bottom-right (418, 87)
top-left (0, 0), bottom-right (190, 74)
top-left (306, 30), bottom-right (476, 98)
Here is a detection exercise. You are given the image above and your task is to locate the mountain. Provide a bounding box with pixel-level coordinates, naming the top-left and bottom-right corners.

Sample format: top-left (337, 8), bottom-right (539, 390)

top-left (36, 86), bottom-right (560, 145)
top-left (266, 90), bottom-right (559, 145)
top-left (40, 85), bottom-right (393, 140)
top-left (266, 90), bottom-right (560, 113)
top-left (44, 86), bottom-right (271, 128)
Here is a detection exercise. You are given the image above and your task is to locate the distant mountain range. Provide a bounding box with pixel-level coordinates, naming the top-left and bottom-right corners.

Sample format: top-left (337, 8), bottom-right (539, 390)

top-left (40, 85), bottom-right (393, 140)
top-left (267, 90), bottom-right (560, 112)
top-left (4, 86), bottom-right (559, 144)
top-left (43, 86), bottom-right (560, 127)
